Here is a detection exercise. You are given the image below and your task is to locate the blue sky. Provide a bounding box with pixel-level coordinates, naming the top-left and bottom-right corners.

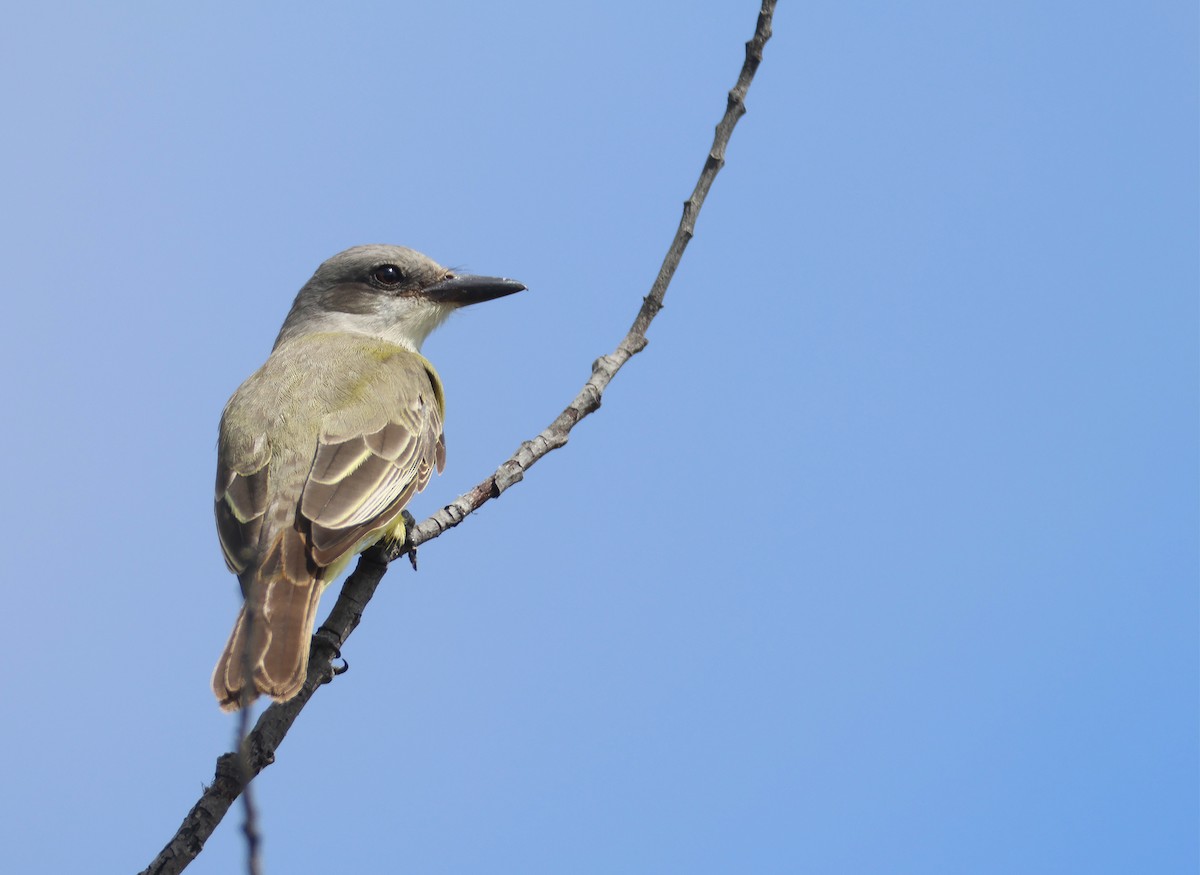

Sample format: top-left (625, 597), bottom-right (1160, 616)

top-left (0, 2), bottom-right (1195, 873)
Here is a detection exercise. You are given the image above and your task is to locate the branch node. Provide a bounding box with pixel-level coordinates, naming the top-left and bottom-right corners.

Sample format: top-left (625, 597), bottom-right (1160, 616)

top-left (577, 385), bottom-right (602, 415)
top-left (591, 353), bottom-right (622, 375)
top-left (495, 461), bottom-right (525, 493)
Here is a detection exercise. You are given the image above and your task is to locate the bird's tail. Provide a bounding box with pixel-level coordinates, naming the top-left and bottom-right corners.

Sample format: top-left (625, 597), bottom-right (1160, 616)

top-left (211, 573), bottom-right (324, 712)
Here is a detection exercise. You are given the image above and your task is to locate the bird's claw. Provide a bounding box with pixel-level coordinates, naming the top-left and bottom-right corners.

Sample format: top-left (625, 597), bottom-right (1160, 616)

top-left (400, 509), bottom-right (419, 571)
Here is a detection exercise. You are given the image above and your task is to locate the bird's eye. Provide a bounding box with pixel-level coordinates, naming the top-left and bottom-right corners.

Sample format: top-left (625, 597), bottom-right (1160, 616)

top-left (372, 264), bottom-right (404, 287)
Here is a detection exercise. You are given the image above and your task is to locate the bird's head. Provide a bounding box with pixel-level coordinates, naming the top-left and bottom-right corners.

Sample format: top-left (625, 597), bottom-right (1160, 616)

top-left (275, 244), bottom-right (525, 352)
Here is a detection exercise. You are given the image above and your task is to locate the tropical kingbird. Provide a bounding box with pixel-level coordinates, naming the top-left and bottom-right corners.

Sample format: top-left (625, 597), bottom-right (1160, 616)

top-left (211, 244), bottom-right (524, 711)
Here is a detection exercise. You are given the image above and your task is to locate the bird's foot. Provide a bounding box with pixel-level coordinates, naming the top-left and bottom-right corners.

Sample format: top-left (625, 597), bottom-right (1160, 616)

top-left (399, 509), bottom-right (419, 571)
top-left (314, 627), bottom-right (349, 679)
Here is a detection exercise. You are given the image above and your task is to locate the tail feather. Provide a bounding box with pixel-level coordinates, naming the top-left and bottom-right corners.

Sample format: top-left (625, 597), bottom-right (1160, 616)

top-left (212, 575), bottom-right (324, 711)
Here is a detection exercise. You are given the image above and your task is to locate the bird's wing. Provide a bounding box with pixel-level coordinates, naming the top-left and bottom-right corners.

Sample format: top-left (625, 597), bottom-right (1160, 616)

top-left (215, 432), bottom-right (271, 577)
top-left (300, 353), bottom-right (446, 566)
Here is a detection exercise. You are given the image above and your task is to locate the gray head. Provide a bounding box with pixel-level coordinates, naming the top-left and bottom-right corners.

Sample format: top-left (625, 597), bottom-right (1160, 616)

top-left (274, 244), bottom-right (525, 352)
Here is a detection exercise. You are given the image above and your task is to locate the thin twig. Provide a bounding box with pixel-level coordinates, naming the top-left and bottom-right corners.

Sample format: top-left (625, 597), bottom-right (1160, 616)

top-left (138, 4), bottom-right (774, 873)
top-left (237, 615), bottom-right (262, 875)
top-left (236, 704), bottom-right (262, 875)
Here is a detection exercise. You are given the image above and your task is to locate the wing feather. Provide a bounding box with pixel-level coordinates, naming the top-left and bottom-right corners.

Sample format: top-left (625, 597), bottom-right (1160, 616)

top-left (307, 436), bottom-right (374, 485)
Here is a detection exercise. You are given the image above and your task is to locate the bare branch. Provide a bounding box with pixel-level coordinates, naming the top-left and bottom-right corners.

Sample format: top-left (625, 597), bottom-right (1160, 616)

top-left (395, 0), bottom-right (774, 550)
top-left (139, 4), bottom-right (775, 872)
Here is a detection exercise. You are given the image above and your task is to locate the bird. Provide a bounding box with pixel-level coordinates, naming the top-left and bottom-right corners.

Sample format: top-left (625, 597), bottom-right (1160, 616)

top-left (211, 244), bottom-right (525, 711)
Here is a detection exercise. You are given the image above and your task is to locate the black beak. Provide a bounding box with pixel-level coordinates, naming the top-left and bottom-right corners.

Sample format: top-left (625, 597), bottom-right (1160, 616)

top-left (423, 273), bottom-right (526, 305)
